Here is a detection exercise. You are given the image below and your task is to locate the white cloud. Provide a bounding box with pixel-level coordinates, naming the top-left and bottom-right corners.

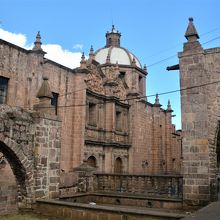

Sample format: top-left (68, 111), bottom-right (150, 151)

top-left (73, 43), bottom-right (83, 50)
top-left (0, 28), bottom-right (82, 69)
top-left (42, 44), bottom-right (82, 68)
top-left (0, 28), bottom-right (27, 48)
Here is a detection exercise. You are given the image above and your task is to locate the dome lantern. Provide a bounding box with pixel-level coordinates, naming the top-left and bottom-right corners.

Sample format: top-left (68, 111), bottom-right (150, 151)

top-left (105, 25), bottom-right (121, 47)
top-left (94, 25), bottom-right (142, 68)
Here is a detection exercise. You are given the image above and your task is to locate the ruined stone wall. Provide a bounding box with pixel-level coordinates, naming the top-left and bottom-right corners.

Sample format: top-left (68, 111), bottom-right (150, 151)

top-left (179, 36), bottom-right (220, 205)
top-left (0, 40), bottom-right (76, 172)
top-left (0, 105), bottom-right (61, 212)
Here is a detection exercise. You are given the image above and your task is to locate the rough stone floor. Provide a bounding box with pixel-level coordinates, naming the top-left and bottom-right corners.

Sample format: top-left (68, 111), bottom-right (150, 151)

top-left (182, 202), bottom-right (220, 220)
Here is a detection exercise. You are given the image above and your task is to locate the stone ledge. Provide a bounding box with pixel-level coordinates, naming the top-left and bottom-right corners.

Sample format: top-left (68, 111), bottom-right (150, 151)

top-left (31, 112), bottom-right (61, 122)
top-left (36, 198), bottom-right (185, 218)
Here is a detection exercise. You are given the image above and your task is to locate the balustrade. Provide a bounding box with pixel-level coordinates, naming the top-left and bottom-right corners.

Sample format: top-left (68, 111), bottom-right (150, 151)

top-left (94, 173), bottom-right (183, 199)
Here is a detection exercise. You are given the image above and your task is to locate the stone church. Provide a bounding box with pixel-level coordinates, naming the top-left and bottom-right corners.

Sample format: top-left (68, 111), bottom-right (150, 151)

top-left (4, 17), bottom-right (220, 212)
top-left (0, 25), bottom-right (182, 177)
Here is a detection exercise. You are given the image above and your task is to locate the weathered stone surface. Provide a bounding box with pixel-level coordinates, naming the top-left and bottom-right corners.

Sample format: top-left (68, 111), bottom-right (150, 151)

top-left (179, 18), bottom-right (220, 206)
top-left (0, 105), bottom-right (61, 213)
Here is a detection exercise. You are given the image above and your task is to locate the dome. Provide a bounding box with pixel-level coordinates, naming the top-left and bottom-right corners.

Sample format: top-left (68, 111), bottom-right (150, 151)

top-left (95, 47), bottom-right (142, 68)
top-left (94, 25), bottom-right (142, 68)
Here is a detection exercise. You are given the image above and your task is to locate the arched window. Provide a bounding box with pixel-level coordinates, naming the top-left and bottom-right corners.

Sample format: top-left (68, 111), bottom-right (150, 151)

top-left (87, 156), bottom-right (97, 168)
top-left (114, 157), bottom-right (123, 173)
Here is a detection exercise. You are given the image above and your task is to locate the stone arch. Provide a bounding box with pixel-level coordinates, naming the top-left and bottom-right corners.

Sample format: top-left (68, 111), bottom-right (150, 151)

top-left (114, 157), bottom-right (123, 173)
top-left (210, 120), bottom-right (220, 201)
top-left (0, 137), bottom-right (33, 203)
top-left (87, 155), bottom-right (97, 168)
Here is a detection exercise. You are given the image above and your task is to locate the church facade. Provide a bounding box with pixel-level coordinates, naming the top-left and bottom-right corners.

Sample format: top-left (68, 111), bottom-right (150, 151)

top-left (0, 25), bottom-right (182, 177)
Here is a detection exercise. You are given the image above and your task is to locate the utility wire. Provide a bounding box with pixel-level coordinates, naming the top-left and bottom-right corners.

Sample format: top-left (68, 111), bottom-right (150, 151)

top-left (32, 33), bottom-right (220, 101)
top-left (34, 79), bottom-right (220, 109)
top-left (147, 34), bottom-right (220, 68)
top-left (145, 25), bottom-right (220, 60)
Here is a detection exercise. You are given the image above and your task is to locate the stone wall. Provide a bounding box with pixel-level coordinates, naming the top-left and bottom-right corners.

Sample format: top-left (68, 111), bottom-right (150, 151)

top-left (0, 39), bottom-right (75, 172)
top-left (179, 18), bottom-right (220, 205)
top-left (128, 99), bottom-right (182, 174)
top-left (0, 161), bottom-right (18, 214)
top-left (33, 112), bottom-right (61, 199)
top-left (0, 105), bottom-right (61, 212)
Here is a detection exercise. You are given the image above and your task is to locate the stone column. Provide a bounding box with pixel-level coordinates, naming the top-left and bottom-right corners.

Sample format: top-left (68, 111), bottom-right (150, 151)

top-left (33, 112), bottom-right (61, 199)
top-left (179, 18), bottom-right (210, 206)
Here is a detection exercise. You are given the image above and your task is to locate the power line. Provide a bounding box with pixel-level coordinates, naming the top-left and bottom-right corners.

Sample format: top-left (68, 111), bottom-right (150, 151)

top-left (147, 34), bottom-right (220, 68)
top-left (34, 79), bottom-right (220, 110)
top-left (145, 25), bottom-right (220, 60)
top-left (32, 33), bottom-right (220, 101)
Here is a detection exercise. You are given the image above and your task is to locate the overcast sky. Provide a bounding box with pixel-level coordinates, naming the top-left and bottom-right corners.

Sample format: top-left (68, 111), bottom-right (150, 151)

top-left (1, 0), bottom-right (220, 129)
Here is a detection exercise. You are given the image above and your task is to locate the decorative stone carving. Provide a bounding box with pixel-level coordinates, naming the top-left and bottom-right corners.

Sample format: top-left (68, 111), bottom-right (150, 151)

top-left (103, 66), bottom-right (127, 99)
top-left (85, 64), bottom-right (127, 100)
top-left (112, 79), bottom-right (127, 100)
top-left (85, 65), bottom-right (104, 94)
top-left (105, 66), bottom-right (119, 81)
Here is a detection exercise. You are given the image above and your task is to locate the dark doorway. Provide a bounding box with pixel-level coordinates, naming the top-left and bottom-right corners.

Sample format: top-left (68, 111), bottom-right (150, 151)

top-left (87, 156), bottom-right (97, 168)
top-left (0, 141), bottom-right (27, 198)
top-left (114, 157), bottom-right (123, 173)
top-left (0, 141), bottom-right (27, 213)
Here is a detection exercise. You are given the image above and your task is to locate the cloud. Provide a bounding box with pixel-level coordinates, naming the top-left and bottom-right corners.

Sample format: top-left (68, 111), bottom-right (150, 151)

top-left (73, 43), bottom-right (83, 50)
top-left (0, 28), bottom-right (27, 48)
top-left (0, 28), bottom-right (82, 69)
top-left (42, 44), bottom-right (82, 68)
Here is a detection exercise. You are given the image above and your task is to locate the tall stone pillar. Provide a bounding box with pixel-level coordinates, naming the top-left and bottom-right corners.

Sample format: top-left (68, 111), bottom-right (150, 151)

top-left (179, 18), bottom-right (210, 206)
top-left (33, 77), bottom-right (61, 199)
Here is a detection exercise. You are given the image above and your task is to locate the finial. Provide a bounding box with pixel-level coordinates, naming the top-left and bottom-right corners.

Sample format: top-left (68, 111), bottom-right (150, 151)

top-left (35, 77), bottom-right (55, 114)
top-left (154, 93), bottom-right (161, 107)
top-left (115, 61), bottom-right (119, 71)
top-left (166, 99), bottom-right (173, 112)
top-left (32, 31), bottom-right (43, 51)
top-left (106, 54), bottom-right (111, 63)
top-left (185, 17), bottom-right (199, 41)
top-left (143, 64), bottom-right (147, 72)
top-left (132, 57), bottom-right (136, 66)
top-left (89, 45), bottom-right (94, 55)
top-left (111, 25), bottom-right (117, 33)
top-left (36, 77), bottom-right (53, 99)
top-left (89, 45), bottom-right (95, 60)
top-left (80, 52), bottom-right (87, 68)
